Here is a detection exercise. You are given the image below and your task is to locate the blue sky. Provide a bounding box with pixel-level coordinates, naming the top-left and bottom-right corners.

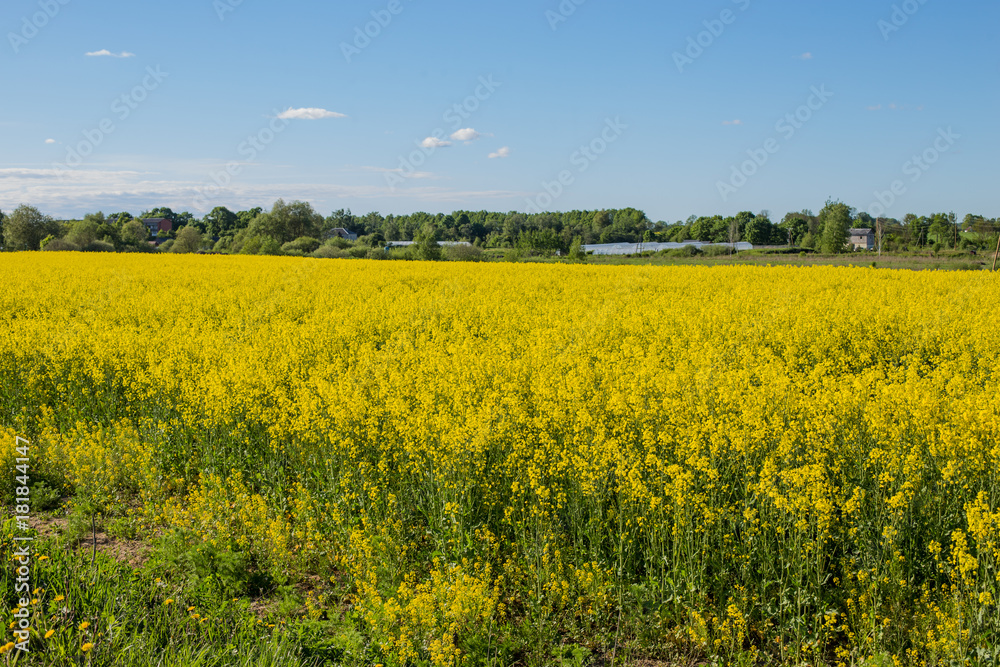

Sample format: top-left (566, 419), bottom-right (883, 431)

top-left (1, 0), bottom-right (997, 222)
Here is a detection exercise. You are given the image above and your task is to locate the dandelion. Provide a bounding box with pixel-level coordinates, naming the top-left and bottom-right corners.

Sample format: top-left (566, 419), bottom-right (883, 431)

top-left (82, 643), bottom-right (94, 652)
top-left (45, 630), bottom-right (55, 639)
top-left (164, 599), bottom-right (174, 606)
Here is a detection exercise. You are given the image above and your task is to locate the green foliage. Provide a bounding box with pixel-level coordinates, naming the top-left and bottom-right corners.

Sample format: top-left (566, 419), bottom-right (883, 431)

top-left (172, 226), bottom-right (203, 254)
top-left (2, 204), bottom-right (60, 250)
top-left (819, 200), bottom-right (852, 253)
top-left (414, 223), bottom-right (442, 261)
top-left (281, 237), bottom-right (322, 255)
top-left (121, 219), bottom-right (150, 247)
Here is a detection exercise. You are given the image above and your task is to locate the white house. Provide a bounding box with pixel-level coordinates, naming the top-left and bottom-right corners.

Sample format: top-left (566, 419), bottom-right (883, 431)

top-left (848, 228), bottom-right (875, 250)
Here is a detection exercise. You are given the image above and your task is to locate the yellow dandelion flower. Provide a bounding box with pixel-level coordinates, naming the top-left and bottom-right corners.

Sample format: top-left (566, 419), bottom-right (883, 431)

top-left (54, 595), bottom-right (64, 602)
top-left (82, 642), bottom-right (94, 652)
top-left (164, 599), bottom-right (174, 606)
top-left (45, 630), bottom-right (55, 639)
top-left (79, 621), bottom-right (89, 630)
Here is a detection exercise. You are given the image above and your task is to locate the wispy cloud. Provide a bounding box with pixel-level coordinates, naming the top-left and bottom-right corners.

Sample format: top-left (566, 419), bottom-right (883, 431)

top-left (488, 146), bottom-right (511, 159)
top-left (358, 166), bottom-right (435, 180)
top-left (795, 52), bottom-right (813, 60)
top-left (45, 139), bottom-right (56, 144)
top-left (450, 128), bottom-right (481, 142)
top-left (275, 107), bottom-right (347, 120)
top-left (722, 119), bottom-right (743, 126)
top-left (421, 137), bottom-right (452, 149)
top-left (867, 103), bottom-right (923, 112)
top-left (86, 49), bottom-right (135, 58)
top-left (0, 167), bottom-right (522, 216)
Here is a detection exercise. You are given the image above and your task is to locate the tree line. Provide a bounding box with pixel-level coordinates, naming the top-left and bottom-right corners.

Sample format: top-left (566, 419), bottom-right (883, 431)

top-left (1, 199), bottom-right (996, 257)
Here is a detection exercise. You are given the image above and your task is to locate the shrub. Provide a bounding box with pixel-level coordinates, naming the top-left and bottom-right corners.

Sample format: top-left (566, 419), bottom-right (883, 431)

top-left (41, 237), bottom-right (80, 252)
top-left (281, 237), bottom-right (322, 255)
top-left (83, 240), bottom-right (116, 253)
top-left (311, 246), bottom-right (348, 259)
top-left (443, 244), bottom-right (484, 262)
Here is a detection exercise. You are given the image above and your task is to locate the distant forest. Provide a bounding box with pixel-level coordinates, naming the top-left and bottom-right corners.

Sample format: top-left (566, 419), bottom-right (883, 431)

top-left (1, 199), bottom-right (998, 257)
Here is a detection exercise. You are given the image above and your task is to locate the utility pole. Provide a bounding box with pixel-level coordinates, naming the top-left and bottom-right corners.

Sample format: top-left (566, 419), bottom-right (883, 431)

top-left (992, 233), bottom-right (1000, 272)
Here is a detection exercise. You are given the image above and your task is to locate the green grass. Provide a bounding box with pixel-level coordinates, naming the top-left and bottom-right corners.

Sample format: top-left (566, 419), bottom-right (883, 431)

top-left (0, 517), bottom-right (364, 666)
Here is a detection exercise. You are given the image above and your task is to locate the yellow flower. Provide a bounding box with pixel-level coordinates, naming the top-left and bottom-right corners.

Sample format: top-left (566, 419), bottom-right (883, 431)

top-left (0, 642), bottom-right (15, 654)
top-left (164, 599), bottom-right (174, 606)
top-left (187, 606), bottom-right (195, 612)
top-left (54, 595), bottom-right (65, 602)
top-left (82, 642), bottom-right (94, 652)
top-left (45, 629), bottom-right (55, 639)
top-left (79, 621), bottom-right (90, 630)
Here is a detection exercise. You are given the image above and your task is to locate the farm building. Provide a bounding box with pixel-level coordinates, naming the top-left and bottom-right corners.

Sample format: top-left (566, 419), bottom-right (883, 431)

top-left (848, 228), bottom-right (875, 250)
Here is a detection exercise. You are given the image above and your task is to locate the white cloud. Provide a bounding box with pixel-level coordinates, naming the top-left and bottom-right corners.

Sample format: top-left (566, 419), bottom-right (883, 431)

top-left (722, 119), bottom-right (743, 126)
top-left (450, 128), bottom-right (481, 142)
top-left (0, 167), bottom-right (522, 215)
top-left (85, 49), bottom-right (135, 58)
top-left (359, 166), bottom-right (435, 179)
top-left (488, 146), bottom-right (511, 159)
top-left (867, 104), bottom-right (882, 111)
top-left (45, 138), bottom-right (56, 144)
top-left (796, 52), bottom-right (813, 60)
top-left (421, 137), bottom-right (452, 149)
top-left (275, 107), bottom-right (347, 120)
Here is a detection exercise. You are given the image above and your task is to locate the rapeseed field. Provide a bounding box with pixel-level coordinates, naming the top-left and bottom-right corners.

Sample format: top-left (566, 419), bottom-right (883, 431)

top-left (1, 254), bottom-right (998, 665)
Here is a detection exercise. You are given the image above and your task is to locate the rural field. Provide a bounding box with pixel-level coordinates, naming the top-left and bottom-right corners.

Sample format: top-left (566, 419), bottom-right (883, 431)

top-left (2, 253), bottom-right (999, 666)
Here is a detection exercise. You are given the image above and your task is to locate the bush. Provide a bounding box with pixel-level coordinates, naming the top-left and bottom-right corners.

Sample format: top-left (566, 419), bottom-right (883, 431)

top-left (386, 247), bottom-right (413, 261)
top-left (702, 245), bottom-right (733, 257)
top-left (41, 237), bottom-right (80, 252)
top-left (443, 244), bottom-right (484, 262)
top-left (159, 239), bottom-right (175, 252)
top-left (664, 245), bottom-right (700, 258)
top-left (83, 240), bottom-right (116, 253)
top-left (311, 245), bottom-right (348, 259)
top-left (325, 237), bottom-right (351, 250)
top-left (348, 246), bottom-right (369, 259)
top-left (504, 248), bottom-right (525, 263)
top-left (281, 237), bottom-right (322, 255)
